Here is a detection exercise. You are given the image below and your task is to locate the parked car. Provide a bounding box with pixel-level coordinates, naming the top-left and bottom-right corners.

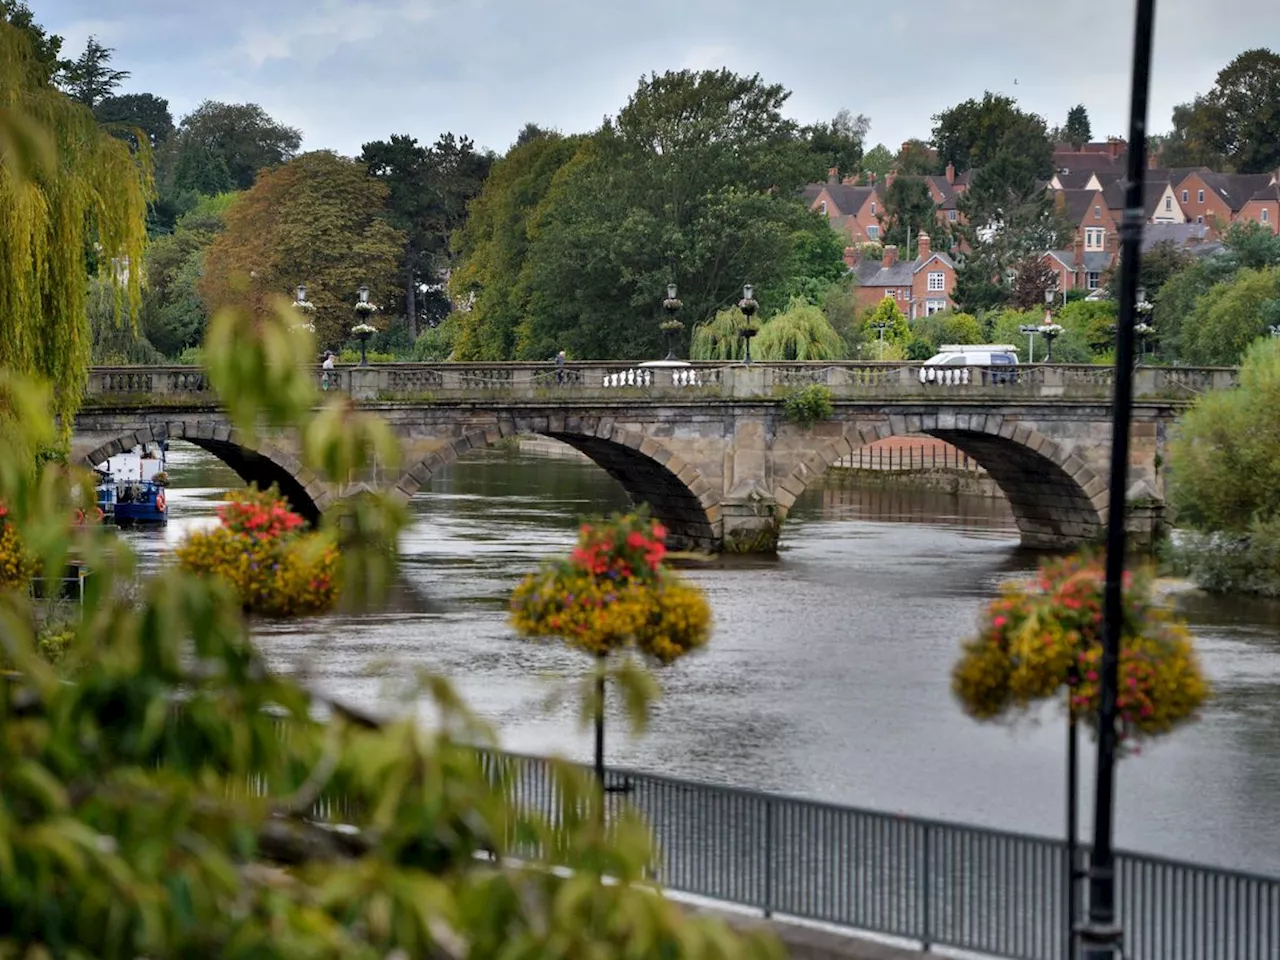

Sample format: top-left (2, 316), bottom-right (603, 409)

top-left (919, 345), bottom-right (1019, 385)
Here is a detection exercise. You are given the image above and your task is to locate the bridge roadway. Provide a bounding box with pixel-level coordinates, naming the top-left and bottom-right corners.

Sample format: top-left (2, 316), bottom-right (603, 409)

top-left (73, 361), bottom-right (1236, 553)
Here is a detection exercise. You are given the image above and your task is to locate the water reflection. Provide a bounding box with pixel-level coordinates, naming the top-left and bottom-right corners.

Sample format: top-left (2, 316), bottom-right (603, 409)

top-left (136, 442), bottom-right (1280, 874)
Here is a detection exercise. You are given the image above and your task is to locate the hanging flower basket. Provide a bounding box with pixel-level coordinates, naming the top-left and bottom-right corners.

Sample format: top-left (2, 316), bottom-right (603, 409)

top-left (659, 318), bottom-right (685, 333)
top-left (353, 301), bottom-right (379, 317)
top-left (351, 323), bottom-right (378, 336)
top-left (176, 489), bottom-right (340, 618)
top-left (292, 300), bottom-right (316, 313)
top-left (951, 555), bottom-right (1209, 751)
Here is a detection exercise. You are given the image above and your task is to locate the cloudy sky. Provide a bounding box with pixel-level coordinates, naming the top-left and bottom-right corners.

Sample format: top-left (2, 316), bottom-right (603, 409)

top-left (33, 0), bottom-right (1280, 157)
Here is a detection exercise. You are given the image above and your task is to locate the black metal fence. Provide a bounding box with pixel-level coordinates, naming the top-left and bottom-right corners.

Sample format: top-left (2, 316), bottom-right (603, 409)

top-left (488, 751), bottom-right (1280, 960)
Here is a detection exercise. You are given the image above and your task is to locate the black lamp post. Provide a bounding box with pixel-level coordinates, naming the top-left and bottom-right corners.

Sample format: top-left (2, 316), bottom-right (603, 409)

top-left (661, 282), bottom-right (684, 360)
top-left (1078, 0), bottom-right (1156, 956)
top-left (738, 283), bottom-right (759, 364)
top-left (870, 321), bottom-right (892, 360)
top-left (354, 284), bottom-right (375, 367)
top-left (291, 283), bottom-right (315, 333)
top-left (1041, 321), bottom-right (1063, 363)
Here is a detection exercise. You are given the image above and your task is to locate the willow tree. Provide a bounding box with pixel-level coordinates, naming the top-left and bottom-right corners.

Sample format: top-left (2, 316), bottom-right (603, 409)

top-left (753, 296), bottom-right (845, 361)
top-left (0, 21), bottom-right (150, 430)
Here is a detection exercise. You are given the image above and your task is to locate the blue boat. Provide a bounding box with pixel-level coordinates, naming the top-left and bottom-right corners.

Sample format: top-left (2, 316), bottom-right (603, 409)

top-left (113, 479), bottom-right (168, 527)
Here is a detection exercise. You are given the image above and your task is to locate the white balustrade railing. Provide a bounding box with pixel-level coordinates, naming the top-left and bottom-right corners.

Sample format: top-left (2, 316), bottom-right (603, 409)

top-left (82, 362), bottom-right (1239, 404)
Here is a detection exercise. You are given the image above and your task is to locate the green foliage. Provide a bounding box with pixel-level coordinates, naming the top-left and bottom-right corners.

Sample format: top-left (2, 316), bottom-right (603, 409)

top-left (895, 138), bottom-right (937, 175)
top-left (0, 21), bottom-right (151, 431)
top-left (87, 277), bottom-right (162, 364)
top-left (361, 132), bottom-right (492, 336)
top-left (162, 100), bottom-right (301, 195)
top-left (861, 143), bottom-right (894, 180)
top-left (200, 151), bottom-right (406, 349)
top-left (0, 1), bottom-right (66, 83)
top-left (877, 176), bottom-right (936, 256)
top-left (778, 217), bottom-right (849, 304)
top-left (59, 35), bottom-right (128, 107)
top-left (690, 307), bottom-right (750, 361)
top-left (783, 383), bottom-right (835, 427)
top-left (1163, 48), bottom-right (1280, 173)
top-left (986, 307), bottom-right (1092, 364)
top-left (1180, 267), bottom-right (1280, 366)
top-left (909, 311), bottom-right (984, 353)
top-left (861, 295), bottom-right (910, 347)
top-left (451, 132), bottom-right (585, 359)
top-left (1221, 219), bottom-right (1280, 271)
top-left (412, 318), bottom-right (457, 361)
top-left (141, 193), bottom-right (233, 356)
top-left (753, 296), bottom-right (845, 360)
top-left (1064, 104), bottom-right (1092, 148)
top-left (457, 69), bottom-right (828, 361)
top-left (803, 108), bottom-right (868, 180)
top-left (94, 92), bottom-right (174, 150)
top-left (1056, 299), bottom-right (1118, 356)
top-left (1168, 339), bottom-right (1280, 597)
top-left (932, 91), bottom-right (1053, 176)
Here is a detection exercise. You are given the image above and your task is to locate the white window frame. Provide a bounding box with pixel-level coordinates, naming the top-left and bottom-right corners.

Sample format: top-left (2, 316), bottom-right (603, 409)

top-left (948, 209), bottom-right (957, 221)
top-left (1085, 227), bottom-right (1104, 250)
top-left (1164, 197), bottom-right (1172, 211)
top-left (870, 202), bottom-right (877, 216)
top-left (1197, 215), bottom-right (1204, 224)
top-left (1094, 205), bottom-right (1101, 218)
top-left (926, 299), bottom-right (946, 315)
top-left (819, 200), bottom-right (827, 214)
top-left (927, 271), bottom-right (946, 292)
top-left (1263, 209), bottom-right (1271, 223)
top-left (866, 225), bottom-right (880, 239)
top-left (885, 289), bottom-right (895, 299)
top-left (1087, 271), bottom-right (1101, 290)
top-left (1198, 189), bottom-right (1205, 203)
top-left (1182, 189), bottom-right (1189, 202)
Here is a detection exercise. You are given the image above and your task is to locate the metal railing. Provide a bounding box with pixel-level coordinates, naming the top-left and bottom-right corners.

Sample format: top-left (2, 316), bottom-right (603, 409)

top-left (82, 362), bottom-right (1240, 406)
top-left (487, 752), bottom-right (1279, 960)
top-left (839, 443), bottom-right (986, 474)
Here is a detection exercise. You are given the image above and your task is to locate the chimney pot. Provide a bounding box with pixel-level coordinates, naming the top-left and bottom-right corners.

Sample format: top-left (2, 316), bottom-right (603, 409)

top-left (843, 246), bottom-right (859, 268)
top-left (917, 232), bottom-right (931, 261)
top-left (883, 244), bottom-right (899, 267)
top-left (945, 162), bottom-right (955, 184)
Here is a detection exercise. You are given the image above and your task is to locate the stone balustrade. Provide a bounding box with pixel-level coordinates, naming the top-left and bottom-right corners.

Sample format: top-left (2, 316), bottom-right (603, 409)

top-left (83, 361), bottom-right (1239, 405)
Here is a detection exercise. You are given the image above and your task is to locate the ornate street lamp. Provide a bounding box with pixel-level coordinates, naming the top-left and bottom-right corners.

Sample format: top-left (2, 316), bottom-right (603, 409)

top-left (738, 283), bottom-right (759, 365)
top-left (1041, 320), bottom-right (1064, 362)
top-left (352, 284), bottom-right (379, 367)
top-left (660, 282), bottom-right (684, 360)
top-left (870, 320), bottom-right (893, 360)
top-left (291, 283), bottom-right (316, 333)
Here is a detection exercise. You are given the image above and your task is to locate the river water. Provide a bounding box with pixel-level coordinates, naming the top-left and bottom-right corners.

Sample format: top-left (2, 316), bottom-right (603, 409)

top-left (128, 442), bottom-right (1280, 877)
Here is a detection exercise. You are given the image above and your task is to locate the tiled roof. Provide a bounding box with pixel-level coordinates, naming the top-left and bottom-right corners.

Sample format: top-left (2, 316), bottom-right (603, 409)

top-left (820, 183), bottom-right (877, 216)
top-left (1101, 180), bottom-right (1169, 218)
top-left (1054, 170), bottom-right (1096, 189)
top-left (852, 251), bottom-right (955, 287)
top-left (1197, 172), bottom-right (1275, 212)
top-left (1056, 189), bottom-right (1101, 224)
top-left (1248, 181), bottom-right (1280, 203)
top-left (1140, 222), bottom-right (1210, 251)
top-left (802, 183), bottom-right (825, 203)
top-left (1044, 250), bottom-right (1114, 272)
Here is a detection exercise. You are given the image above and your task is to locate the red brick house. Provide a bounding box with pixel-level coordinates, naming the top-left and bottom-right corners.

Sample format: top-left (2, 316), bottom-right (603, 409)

top-left (1173, 171), bottom-right (1276, 236)
top-left (1237, 181), bottom-right (1280, 234)
top-left (847, 233), bottom-right (956, 318)
top-left (809, 182), bottom-right (883, 243)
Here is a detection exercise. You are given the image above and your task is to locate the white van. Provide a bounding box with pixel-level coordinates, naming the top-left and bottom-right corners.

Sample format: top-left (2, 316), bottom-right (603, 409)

top-left (919, 345), bottom-right (1019, 384)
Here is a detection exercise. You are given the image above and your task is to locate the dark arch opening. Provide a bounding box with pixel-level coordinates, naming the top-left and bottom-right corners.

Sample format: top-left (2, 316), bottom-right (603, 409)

top-left (543, 433), bottom-right (716, 551)
top-left (929, 430), bottom-right (1103, 549)
top-left (185, 439), bottom-right (321, 526)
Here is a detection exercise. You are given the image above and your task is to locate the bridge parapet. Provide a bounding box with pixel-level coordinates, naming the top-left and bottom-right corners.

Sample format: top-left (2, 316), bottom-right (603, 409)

top-left (83, 362), bottom-right (1238, 405)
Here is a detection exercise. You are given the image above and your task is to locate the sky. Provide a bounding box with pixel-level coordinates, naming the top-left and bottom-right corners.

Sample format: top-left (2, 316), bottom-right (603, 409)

top-left (31, 0), bottom-right (1280, 158)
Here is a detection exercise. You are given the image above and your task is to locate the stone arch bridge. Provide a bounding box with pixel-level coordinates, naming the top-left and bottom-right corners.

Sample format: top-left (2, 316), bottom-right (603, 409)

top-left (72, 362), bottom-right (1236, 553)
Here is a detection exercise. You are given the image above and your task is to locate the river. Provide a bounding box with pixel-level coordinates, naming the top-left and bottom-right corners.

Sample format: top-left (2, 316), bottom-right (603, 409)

top-left (127, 442), bottom-right (1280, 877)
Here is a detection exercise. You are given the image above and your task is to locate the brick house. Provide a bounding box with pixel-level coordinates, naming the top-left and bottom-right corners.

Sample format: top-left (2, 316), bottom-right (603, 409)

top-left (1172, 171), bottom-right (1276, 236)
top-left (809, 182), bottom-right (884, 243)
top-left (1237, 181), bottom-right (1280, 234)
top-left (1055, 189), bottom-right (1118, 260)
top-left (847, 233), bottom-right (956, 318)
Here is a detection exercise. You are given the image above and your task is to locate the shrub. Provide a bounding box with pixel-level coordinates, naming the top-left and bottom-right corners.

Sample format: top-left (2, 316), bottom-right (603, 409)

top-left (176, 488), bottom-right (340, 617)
top-left (0, 506), bottom-right (31, 590)
top-left (783, 383), bottom-right (835, 428)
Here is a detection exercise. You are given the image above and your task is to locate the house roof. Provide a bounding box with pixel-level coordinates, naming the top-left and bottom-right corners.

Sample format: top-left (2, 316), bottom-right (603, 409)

top-left (1247, 181), bottom-right (1280, 204)
top-left (1185, 172), bottom-right (1276, 212)
top-left (802, 183), bottom-right (825, 204)
top-left (1055, 189), bottom-right (1103, 224)
top-left (820, 183), bottom-right (877, 216)
top-left (1101, 180), bottom-right (1171, 218)
top-left (1053, 170), bottom-right (1096, 190)
top-left (852, 250), bottom-right (955, 287)
top-left (1140, 222), bottom-right (1210, 251)
top-left (1044, 250), bottom-right (1113, 273)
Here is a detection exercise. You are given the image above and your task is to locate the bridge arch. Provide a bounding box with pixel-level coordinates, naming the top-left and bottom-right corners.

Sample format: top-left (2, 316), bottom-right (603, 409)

top-left (774, 413), bottom-right (1108, 550)
top-left (80, 419), bottom-right (328, 525)
top-left (391, 419), bottom-right (718, 551)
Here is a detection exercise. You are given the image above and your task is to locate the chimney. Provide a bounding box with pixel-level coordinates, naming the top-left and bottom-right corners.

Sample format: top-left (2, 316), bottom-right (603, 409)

top-left (828, 166), bottom-right (840, 183)
top-left (1107, 137), bottom-right (1125, 160)
top-left (1148, 154), bottom-right (1159, 170)
top-left (843, 246), bottom-right (859, 269)
top-left (917, 232), bottom-right (931, 261)
top-left (1072, 232), bottom-right (1085, 287)
top-left (885, 172), bottom-right (897, 189)
top-left (883, 244), bottom-right (899, 268)
top-left (945, 162), bottom-right (955, 185)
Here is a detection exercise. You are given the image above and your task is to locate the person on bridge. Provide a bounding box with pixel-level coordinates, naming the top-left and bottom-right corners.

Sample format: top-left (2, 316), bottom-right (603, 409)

top-left (555, 349), bottom-right (566, 383)
top-left (321, 350), bottom-right (335, 391)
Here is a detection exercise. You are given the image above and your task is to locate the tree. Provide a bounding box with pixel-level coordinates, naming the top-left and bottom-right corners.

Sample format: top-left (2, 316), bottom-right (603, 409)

top-left (931, 92), bottom-right (1053, 177)
top-left (861, 143), bottom-right (894, 181)
top-left (689, 306), bottom-right (749, 361)
top-left (451, 132), bottom-right (586, 359)
top-left (894, 138), bottom-right (937, 175)
top-left (361, 132), bottom-right (492, 338)
top-left (1220, 219), bottom-right (1280, 271)
top-left (877, 176), bottom-right (936, 257)
top-left (804, 108), bottom-right (869, 180)
top-left (0, 21), bottom-right (150, 430)
top-left (141, 193), bottom-right (234, 355)
top-left (1007, 255), bottom-right (1058, 311)
top-left (167, 100), bottom-right (302, 192)
top-left (0, 0), bottom-right (65, 82)
top-left (1157, 101), bottom-right (1228, 170)
top-left (60, 36), bottom-right (128, 107)
top-left (509, 69), bottom-right (829, 360)
top-left (94, 92), bottom-right (174, 150)
top-left (753, 296), bottom-right (845, 360)
top-left (1164, 49), bottom-right (1280, 174)
top-left (1180, 267), bottom-right (1280, 366)
top-left (1064, 104), bottom-right (1092, 148)
top-left (513, 121), bottom-right (554, 147)
top-left (199, 151), bottom-right (406, 349)
top-left (860, 295), bottom-right (909, 358)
